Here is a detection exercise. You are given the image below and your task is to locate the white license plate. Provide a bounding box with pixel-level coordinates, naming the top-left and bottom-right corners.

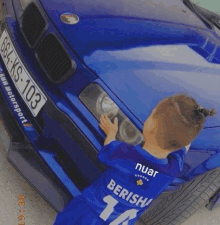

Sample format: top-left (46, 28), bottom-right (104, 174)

top-left (0, 29), bottom-right (47, 117)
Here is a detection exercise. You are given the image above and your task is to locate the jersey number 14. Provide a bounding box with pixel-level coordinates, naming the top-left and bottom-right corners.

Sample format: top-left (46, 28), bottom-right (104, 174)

top-left (100, 195), bottom-right (139, 225)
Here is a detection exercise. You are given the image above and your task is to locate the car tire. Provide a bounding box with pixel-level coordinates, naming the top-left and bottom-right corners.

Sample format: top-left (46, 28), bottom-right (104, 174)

top-left (136, 167), bottom-right (220, 225)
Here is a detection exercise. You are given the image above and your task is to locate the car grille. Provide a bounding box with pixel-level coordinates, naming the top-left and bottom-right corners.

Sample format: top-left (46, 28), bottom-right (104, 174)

top-left (36, 34), bottom-right (74, 83)
top-left (21, 3), bottom-right (46, 47)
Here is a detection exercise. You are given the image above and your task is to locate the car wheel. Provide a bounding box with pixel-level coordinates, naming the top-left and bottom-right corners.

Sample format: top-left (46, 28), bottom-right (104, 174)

top-left (136, 167), bottom-right (220, 225)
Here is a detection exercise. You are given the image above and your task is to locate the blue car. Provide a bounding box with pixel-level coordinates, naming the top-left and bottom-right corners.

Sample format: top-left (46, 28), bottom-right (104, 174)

top-left (1, 0), bottom-right (220, 224)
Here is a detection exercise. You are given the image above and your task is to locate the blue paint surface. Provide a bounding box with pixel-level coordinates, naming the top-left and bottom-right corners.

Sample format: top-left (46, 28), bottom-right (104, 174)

top-left (2, 0), bottom-right (220, 208)
top-left (84, 45), bottom-right (220, 127)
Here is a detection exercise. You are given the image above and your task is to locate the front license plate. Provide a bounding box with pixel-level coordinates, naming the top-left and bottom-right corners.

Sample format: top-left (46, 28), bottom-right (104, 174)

top-left (0, 29), bottom-right (47, 117)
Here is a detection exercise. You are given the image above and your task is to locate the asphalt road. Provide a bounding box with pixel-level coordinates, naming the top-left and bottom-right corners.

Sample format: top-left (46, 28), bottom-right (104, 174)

top-left (1, 1), bottom-right (220, 225)
top-left (0, 129), bottom-right (57, 225)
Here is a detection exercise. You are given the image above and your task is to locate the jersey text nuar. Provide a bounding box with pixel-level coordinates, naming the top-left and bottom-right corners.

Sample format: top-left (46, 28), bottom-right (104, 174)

top-left (135, 163), bottom-right (159, 177)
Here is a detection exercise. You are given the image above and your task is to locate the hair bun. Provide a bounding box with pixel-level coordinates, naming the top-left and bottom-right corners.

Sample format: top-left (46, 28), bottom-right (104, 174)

top-left (198, 107), bottom-right (217, 117)
top-left (208, 107), bottom-right (217, 117)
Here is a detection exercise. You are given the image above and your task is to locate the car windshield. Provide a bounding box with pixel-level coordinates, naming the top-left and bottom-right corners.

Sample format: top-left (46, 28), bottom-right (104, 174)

top-left (190, 0), bottom-right (220, 16)
top-left (182, 0), bottom-right (220, 30)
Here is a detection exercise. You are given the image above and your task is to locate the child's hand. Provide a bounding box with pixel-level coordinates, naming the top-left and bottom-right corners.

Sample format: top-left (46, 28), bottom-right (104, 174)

top-left (99, 114), bottom-right (118, 136)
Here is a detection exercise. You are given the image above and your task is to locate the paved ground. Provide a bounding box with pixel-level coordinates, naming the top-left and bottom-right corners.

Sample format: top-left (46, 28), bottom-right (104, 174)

top-left (1, 0), bottom-right (220, 225)
top-left (0, 133), bottom-right (57, 225)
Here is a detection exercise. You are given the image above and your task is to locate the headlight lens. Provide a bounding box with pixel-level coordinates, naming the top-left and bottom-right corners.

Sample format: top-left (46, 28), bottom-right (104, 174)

top-left (79, 83), bottom-right (143, 145)
top-left (20, 0), bottom-right (32, 11)
top-left (96, 93), bottom-right (119, 119)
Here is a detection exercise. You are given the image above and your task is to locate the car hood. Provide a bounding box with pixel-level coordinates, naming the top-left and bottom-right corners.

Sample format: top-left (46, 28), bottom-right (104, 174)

top-left (39, 0), bottom-right (210, 58)
top-left (84, 45), bottom-right (220, 128)
top-left (39, 0), bottom-right (220, 127)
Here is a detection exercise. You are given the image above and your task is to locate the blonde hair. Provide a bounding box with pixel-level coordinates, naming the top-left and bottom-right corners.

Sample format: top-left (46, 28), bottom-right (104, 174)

top-left (151, 94), bottom-right (217, 151)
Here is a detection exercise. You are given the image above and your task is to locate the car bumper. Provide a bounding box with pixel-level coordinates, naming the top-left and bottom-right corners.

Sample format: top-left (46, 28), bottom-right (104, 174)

top-left (0, 3), bottom-right (79, 210)
top-left (0, 60), bottom-right (76, 212)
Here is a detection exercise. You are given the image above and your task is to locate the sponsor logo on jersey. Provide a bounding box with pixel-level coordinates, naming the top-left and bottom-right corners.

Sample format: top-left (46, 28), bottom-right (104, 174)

top-left (136, 179), bottom-right (143, 186)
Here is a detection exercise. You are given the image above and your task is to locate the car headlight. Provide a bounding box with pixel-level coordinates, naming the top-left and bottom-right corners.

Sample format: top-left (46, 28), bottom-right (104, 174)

top-left (20, 0), bottom-right (32, 11)
top-left (79, 83), bottom-right (143, 145)
top-left (96, 93), bottom-right (119, 119)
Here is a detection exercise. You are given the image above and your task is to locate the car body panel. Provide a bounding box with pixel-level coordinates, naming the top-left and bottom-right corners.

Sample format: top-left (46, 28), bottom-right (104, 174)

top-left (84, 45), bottom-right (220, 128)
top-left (38, 0), bottom-right (208, 58)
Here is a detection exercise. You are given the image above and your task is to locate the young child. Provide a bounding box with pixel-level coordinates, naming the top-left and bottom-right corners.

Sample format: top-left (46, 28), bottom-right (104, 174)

top-left (53, 94), bottom-right (216, 225)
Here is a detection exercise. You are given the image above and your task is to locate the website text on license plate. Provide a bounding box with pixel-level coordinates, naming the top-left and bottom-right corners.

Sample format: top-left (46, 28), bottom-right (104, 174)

top-left (0, 29), bottom-right (47, 117)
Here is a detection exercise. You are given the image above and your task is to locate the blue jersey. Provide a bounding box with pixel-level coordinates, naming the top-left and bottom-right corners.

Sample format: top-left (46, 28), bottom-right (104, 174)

top-left (82, 141), bottom-right (187, 225)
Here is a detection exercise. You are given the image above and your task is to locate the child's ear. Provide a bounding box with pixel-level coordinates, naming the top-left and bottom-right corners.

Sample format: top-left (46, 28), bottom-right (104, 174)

top-left (143, 118), bottom-right (157, 137)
